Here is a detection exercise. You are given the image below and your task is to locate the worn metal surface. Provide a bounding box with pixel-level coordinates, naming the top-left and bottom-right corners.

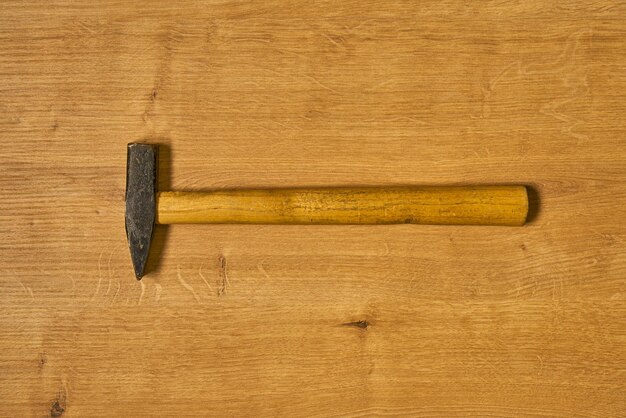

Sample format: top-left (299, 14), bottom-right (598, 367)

top-left (125, 143), bottom-right (158, 279)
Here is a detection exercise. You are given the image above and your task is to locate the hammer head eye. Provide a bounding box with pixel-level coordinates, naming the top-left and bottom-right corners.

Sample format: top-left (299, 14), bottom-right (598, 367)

top-left (125, 143), bottom-right (158, 279)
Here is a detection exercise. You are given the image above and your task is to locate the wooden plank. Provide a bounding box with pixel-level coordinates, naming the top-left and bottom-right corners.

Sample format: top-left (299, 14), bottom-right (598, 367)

top-left (0, 1), bottom-right (624, 416)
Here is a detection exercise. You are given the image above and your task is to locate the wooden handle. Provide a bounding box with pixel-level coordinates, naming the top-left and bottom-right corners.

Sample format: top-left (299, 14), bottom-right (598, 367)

top-left (156, 186), bottom-right (528, 226)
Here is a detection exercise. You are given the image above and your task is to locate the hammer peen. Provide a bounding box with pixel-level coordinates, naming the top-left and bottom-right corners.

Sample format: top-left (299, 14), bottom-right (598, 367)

top-left (125, 143), bottom-right (528, 279)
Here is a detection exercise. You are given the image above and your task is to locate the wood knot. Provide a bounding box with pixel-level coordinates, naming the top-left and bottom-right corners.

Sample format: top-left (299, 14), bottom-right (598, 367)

top-left (50, 390), bottom-right (66, 417)
top-left (38, 352), bottom-right (47, 370)
top-left (342, 320), bottom-right (369, 329)
top-left (50, 400), bottom-right (65, 417)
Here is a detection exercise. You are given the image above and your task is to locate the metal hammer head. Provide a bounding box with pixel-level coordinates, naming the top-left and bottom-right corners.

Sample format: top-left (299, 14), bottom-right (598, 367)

top-left (125, 143), bottom-right (158, 279)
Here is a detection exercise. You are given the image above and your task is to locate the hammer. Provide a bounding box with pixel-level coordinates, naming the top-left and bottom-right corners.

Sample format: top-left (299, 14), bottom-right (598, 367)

top-left (126, 143), bottom-right (528, 279)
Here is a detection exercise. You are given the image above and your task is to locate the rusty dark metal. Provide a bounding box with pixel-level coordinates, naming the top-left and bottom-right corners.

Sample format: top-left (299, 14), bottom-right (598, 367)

top-left (125, 143), bottom-right (158, 280)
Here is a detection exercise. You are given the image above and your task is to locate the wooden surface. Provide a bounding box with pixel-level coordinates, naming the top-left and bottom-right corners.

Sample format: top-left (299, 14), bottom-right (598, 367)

top-left (1, 1), bottom-right (625, 416)
top-left (156, 186), bottom-right (528, 225)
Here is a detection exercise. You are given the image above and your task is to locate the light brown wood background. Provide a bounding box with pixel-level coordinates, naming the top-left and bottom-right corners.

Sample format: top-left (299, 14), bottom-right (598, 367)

top-left (1, 1), bottom-right (625, 416)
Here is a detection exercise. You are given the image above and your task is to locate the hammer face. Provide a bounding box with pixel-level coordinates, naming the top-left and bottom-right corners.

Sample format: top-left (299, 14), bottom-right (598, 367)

top-left (125, 143), bottom-right (158, 279)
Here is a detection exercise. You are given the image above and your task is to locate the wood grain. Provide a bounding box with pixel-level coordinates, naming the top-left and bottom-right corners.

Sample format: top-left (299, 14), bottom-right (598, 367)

top-left (156, 186), bottom-right (528, 225)
top-left (0, 1), bottom-right (625, 416)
